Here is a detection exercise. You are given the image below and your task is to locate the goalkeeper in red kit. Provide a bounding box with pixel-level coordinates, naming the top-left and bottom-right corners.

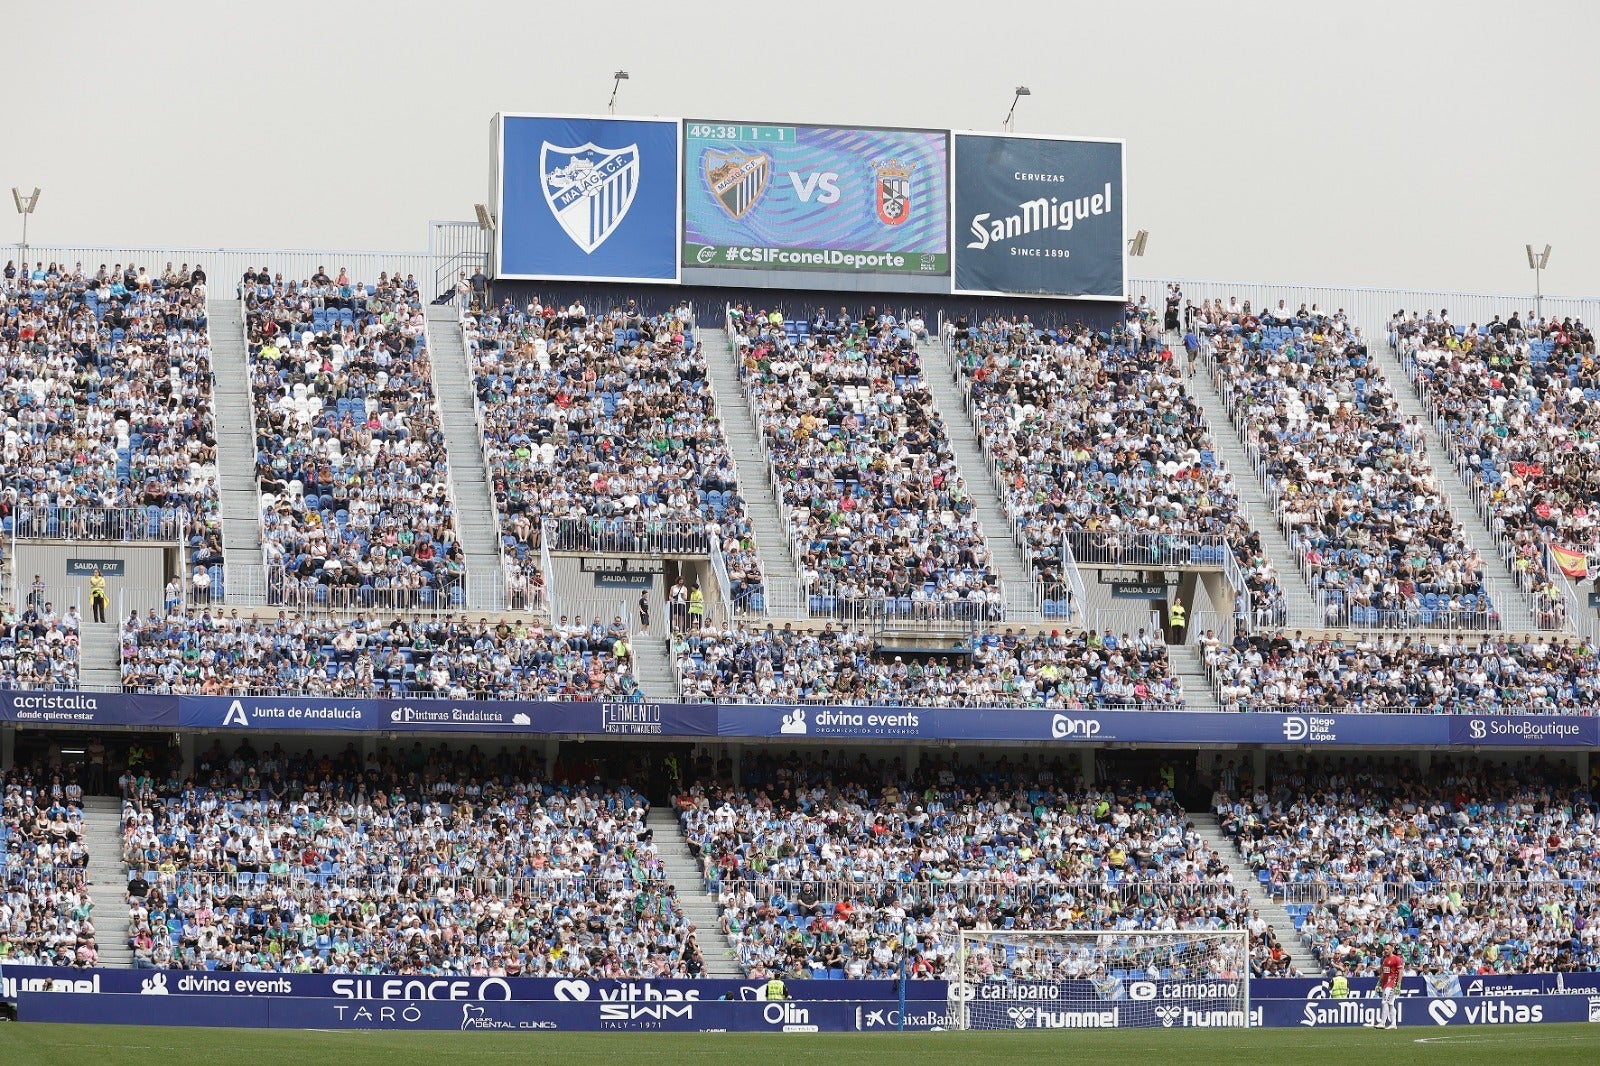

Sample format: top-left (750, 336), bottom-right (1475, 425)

top-left (1367, 946), bottom-right (1404, 1029)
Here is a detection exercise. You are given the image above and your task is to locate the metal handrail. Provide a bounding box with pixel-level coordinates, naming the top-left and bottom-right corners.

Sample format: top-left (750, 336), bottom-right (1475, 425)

top-left (1062, 531), bottom-right (1230, 569)
top-left (11, 506), bottom-right (186, 543)
top-left (737, 313), bottom-right (1008, 625)
top-left (1398, 342), bottom-right (1570, 631)
top-left (260, 564), bottom-right (468, 614)
top-left (461, 318), bottom-right (536, 612)
top-left (540, 516), bottom-right (711, 557)
top-left (1260, 877), bottom-right (1591, 906)
top-left (220, 295), bottom-right (266, 607)
top-left (420, 307), bottom-right (482, 610)
top-left (1219, 540), bottom-right (1254, 636)
top-left (124, 868), bottom-right (671, 897)
top-left (707, 537), bottom-right (736, 624)
top-left (703, 876), bottom-right (1246, 904)
top-left (1215, 342), bottom-right (1522, 632)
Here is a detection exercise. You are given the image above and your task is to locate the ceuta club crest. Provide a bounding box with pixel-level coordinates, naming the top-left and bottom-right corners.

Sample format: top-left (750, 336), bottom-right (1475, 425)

top-left (540, 142), bottom-right (640, 254)
top-left (873, 158), bottom-right (913, 226)
top-left (704, 149), bottom-right (771, 220)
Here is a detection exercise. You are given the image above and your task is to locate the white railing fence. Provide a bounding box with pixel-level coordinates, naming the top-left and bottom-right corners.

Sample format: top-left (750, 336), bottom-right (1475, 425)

top-left (1127, 278), bottom-right (1600, 345)
top-left (22, 243), bottom-right (440, 300)
top-left (11, 506), bottom-right (186, 543)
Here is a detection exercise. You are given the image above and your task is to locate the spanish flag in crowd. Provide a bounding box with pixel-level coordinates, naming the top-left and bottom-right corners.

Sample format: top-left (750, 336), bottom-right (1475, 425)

top-left (1551, 543), bottom-right (1589, 580)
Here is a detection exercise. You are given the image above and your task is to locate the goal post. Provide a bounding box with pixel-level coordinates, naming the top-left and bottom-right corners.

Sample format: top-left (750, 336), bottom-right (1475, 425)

top-left (946, 929), bottom-right (1252, 1031)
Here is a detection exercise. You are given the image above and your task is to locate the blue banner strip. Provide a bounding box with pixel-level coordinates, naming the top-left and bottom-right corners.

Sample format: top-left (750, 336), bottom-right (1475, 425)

top-left (0, 967), bottom-right (941, 1003)
top-left (1, 691), bottom-right (1597, 747)
top-left (18, 993), bottom-right (930, 1032)
top-left (9, 966), bottom-right (1600, 1005)
top-left (19, 991), bottom-right (1600, 1031)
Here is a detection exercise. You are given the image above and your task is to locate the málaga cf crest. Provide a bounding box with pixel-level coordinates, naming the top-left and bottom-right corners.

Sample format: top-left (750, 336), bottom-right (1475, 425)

top-left (704, 149), bottom-right (771, 220)
top-left (540, 142), bottom-right (640, 254)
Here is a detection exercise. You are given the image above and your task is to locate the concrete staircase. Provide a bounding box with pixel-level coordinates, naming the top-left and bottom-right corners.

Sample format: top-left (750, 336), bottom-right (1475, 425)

top-left (700, 328), bottom-right (806, 617)
top-left (631, 636), bottom-right (678, 702)
top-left (207, 297), bottom-right (269, 603)
top-left (1370, 340), bottom-right (1540, 632)
top-left (78, 617), bottom-right (123, 690)
top-left (1184, 365), bottom-right (1322, 630)
top-left (1170, 646), bottom-right (1220, 713)
top-left (647, 806), bottom-right (742, 977)
top-left (81, 795), bottom-right (132, 967)
top-left (918, 342), bottom-right (1041, 623)
top-left (1188, 810), bottom-right (1321, 976)
top-left (424, 305), bottom-right (506, 611)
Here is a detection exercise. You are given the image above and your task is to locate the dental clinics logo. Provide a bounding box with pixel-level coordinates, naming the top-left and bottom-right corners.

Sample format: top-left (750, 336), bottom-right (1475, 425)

top-left (541, 142), bottom-right (641, 253)
top-left (456, 1004), bottom-right (558, 1031)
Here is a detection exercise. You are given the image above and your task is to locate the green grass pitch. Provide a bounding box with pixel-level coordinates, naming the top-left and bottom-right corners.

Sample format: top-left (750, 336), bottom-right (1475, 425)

top-left (6, 1023), bottom-right (1600, 1066)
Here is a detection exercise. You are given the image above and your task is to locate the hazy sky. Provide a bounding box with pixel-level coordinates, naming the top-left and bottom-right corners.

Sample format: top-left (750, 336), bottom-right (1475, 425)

top-left (10, 0), bottom-right (1599, 297)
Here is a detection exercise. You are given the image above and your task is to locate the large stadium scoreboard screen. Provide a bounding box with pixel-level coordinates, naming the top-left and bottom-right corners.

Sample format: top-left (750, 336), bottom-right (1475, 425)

top-left (681, 120), bottom-right (950, 279)
top-left (491, 112), bottom-right (1125, 299)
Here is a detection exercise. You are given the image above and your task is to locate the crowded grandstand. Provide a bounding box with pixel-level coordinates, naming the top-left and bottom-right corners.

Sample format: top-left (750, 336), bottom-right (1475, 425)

top-left (0, 84), bottom-right (1596, 1050)
top-left (2, 255), bottom-right (1597, 999)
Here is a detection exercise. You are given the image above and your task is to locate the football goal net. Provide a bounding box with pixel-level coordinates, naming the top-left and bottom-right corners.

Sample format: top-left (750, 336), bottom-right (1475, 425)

top-left (946, 929), bottom-right (1251, 1030)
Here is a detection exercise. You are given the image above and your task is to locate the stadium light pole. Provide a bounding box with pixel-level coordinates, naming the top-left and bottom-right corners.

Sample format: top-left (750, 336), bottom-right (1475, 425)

top-left (1003, 86), bottom-right (1030, 132)
top-left (608, 71), bottom-right (630, 115)
top-left (474, 202), bottom-right (497, 283)
top-left (1526, 243), bottom-right (1551, 321)
top-left (11, 186), bottom-right (40, 263)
